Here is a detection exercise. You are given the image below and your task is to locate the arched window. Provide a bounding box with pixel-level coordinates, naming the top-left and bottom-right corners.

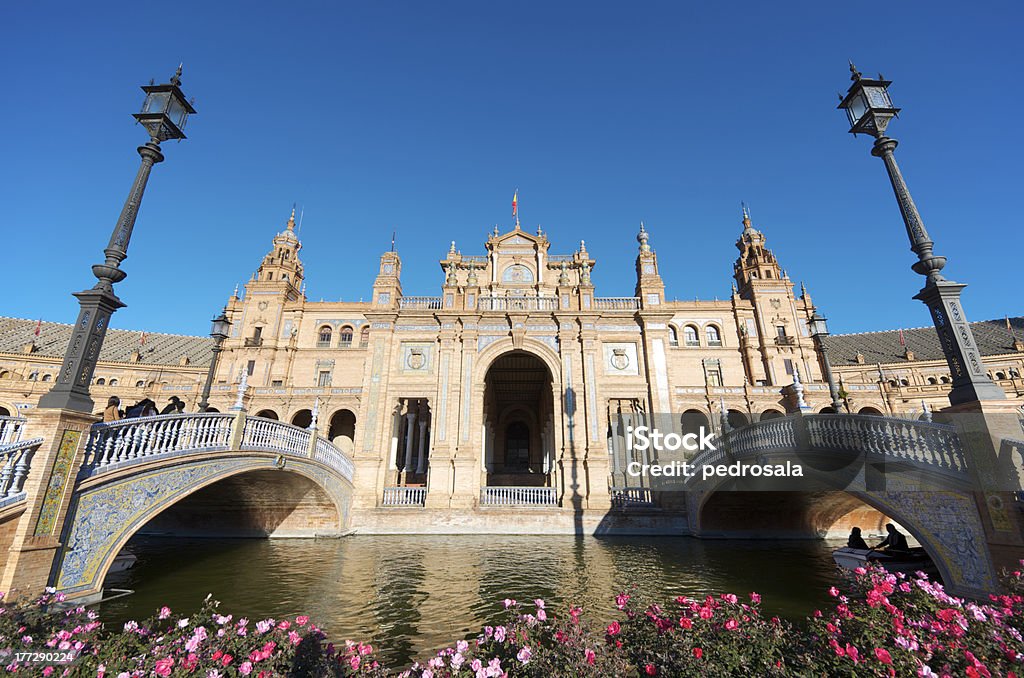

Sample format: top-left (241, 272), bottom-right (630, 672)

top-left (317, 326), bottom-right (333, 348)
top-left (340, 326), bottom-right (354, 348)
top-left (940, 376), bottom-right (950, 384)
top-left (95, 378), bottom-right (106, 386)
top-left (41, 374), bottom-right (52, 382)
top-left (28, 371), bottom-right (38, 381)
top-left (927, 377), bottom-right (937, 385)
top-left (359, 326), bottom-right (370, 348)
top-left (109, 378), bottom-right (118, 386)
top-left (705, 325), bottom-right (722, 346)
top-left (900, 378), bottom-right (910, 386)
top-left (683, 325), bottom-right (700, 347)
top-left (995, 371), bottom-right (1006, 380)
top-left (0, 371), bottom-right (10, 380)
top-left (136, 380), bottom-right (145, 388)
top-left (668, 326), bottom-right (679, 347)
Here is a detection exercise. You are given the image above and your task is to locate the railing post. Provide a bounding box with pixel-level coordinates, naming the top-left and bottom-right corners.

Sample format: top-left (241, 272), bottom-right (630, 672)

top-left (307, 429), bottom-right (318, 459)
top-left (229, 409), bottom-right (247, 451)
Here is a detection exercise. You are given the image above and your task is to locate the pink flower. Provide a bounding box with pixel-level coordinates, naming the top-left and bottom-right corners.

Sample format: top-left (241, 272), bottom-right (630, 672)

top-left (517, 646), bottom-right (532, 663)
top-left (874, 648), bottom-right (893, 665)
top-left (607, 621), bottom-right (621, 636)
top-left (585, 648), bottom-right (596, 665)
top-left (534, 598), bottom-right (545, 609)
top-left (721, 593), bottom-right (738, 604)
top-left (615, 593), bottom-right (631, 610)
top-left (693, 647), bottom-right (703, 659)
top-left (845, 644), bottom-right (859, 663)
top-left (750, 592), bottom-right (761, 604)
top-left (537, 609), bottom-right (547, 621)
top-left (828, 586), bottom-right (840, 597)
top-left (645, 663), bottom-right (657, 675)
top-left (502, 599), bottom-right (517, 608)
top-left (724, 618), bottom-right (739, 631)
top-left (295, 615), bottom-right (309, 626)
top-left (699, 606), bottom-right (713, 619)
top-left (256, 620), bottom-right (272, 634)
top-left (348, 655), bottom-right (360, 671)
top-left (158, 607), bottom-right (171, 620)
top-left (154, 657), bottom-right (174, 677)
top-left (494, 626), bottom-right (506, 642)
top-left (239, 662), bottom-right (253, 675)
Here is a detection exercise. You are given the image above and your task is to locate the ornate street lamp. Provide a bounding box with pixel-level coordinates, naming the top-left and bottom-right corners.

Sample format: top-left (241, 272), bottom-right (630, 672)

top-left (837, 64), bottom-right (1004, 406)
top-left (808, 310), bottom-right (843, 412)
top-left (38, 67), bottom-right (196, 413)
top-left (198, 309), bottom-right (231, 412)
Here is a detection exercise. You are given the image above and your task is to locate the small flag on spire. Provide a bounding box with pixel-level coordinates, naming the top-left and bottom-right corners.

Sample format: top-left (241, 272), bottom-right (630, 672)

top-left (33, 319), bottom-right (41, 337)
top-left (391, 230), bottom-right (396, 252)
top-left (1007, 316), bottom-right (1014, 332)
top-left (898, 329), bottom-right (906, 346)
top-left (140, 332), bottom-right (147, 347)
top-left (512, 190), bottom-right (518, 218)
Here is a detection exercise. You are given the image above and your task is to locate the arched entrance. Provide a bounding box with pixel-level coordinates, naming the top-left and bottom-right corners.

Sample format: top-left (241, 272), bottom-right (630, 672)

top-left (328, 409), bottom-right (357, 454)
top-left (291, 409), bottom-right (313, 428)
top-left (483, 352), bottom-right (554, 487)
top-left (254, 409), bottom-right (279, 420)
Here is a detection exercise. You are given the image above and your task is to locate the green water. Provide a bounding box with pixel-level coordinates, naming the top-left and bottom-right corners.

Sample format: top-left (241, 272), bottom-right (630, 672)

top-left (99, 535), bottom-right (843, 667)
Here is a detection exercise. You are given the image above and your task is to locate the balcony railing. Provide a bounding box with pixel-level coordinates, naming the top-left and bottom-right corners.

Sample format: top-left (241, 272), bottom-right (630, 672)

top-left (383, 486), bottom-right (427, 506)
top-left (594, 297), bottom-right (640, 310)
top-left (0, 416), bottom-right (26, 444)
top-left (244, 337), bottom-right (264, 347)
top-left (478, 296), bottom-right (558, 312)
top-left (0, 437), bottom-right (41, 510)
top-left (774, 335), bottom-right (796, 346)
top-left (480, 486), bottom-right (557, 506)
top-left (399, 296), bottom-right (443, 310)
top-left (610, 486), bottom-right (654, 508)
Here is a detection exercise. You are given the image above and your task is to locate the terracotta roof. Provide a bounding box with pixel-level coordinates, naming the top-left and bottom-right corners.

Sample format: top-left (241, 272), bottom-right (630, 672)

top-left (823, 317), bottom-right (1024, 366)
top-left (0, 317), bottom-right (213, 367)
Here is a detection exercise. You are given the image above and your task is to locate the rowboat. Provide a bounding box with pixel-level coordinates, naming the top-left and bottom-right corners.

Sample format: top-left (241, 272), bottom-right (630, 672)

top-left (832, 546), bottom-right (939, 578)
top-left (109, 551), bottom-right (138, 573)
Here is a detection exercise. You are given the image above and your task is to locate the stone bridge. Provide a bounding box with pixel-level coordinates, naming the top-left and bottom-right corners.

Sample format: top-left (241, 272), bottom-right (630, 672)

top-left (680, 413), bottom-right (1024, 597)
top-left (0, 412), bottom-right (354, 602)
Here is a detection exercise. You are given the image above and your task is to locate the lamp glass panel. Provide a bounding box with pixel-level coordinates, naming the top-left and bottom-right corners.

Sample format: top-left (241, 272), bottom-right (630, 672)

top-left (167, 96), bottom-right (188, 129)
top-left (143, 91), bottom-right (170, 115)
top-left (847, 92), bottom-right (867, 124)
top-left (865, 86), bottom-right (891, 109)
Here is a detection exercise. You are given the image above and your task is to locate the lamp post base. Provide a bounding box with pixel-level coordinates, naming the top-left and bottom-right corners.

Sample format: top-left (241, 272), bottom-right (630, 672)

top-left (913, 280), bottom-right (1006, 406)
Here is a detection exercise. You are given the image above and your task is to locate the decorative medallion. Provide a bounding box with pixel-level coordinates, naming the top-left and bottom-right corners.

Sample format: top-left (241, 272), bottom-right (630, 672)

top-left (407, 349), bottom-right (425, 370)
top-left (611, 349), bottom-right (630, 371)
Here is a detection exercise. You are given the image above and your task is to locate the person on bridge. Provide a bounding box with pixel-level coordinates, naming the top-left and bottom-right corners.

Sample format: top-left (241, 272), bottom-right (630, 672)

top-left (874, 523), bottom-right (909, 552)
top-left (103, 396), bottom-right (121, 422)
top-left (847, 526), bottom-right (869, 550)
top-left (160, 396), bottom-right (184, 415)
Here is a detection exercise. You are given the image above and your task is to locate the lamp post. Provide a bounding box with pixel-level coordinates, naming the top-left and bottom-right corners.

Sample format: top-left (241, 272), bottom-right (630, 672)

top-left (198, 309), bottom-right (231, 412)
top-left (837, 64), bottom-right (1004, 406)
top-left (38, 67), bottom-right (196, 413)
top-left (808, 310), bottom-right (843, 412)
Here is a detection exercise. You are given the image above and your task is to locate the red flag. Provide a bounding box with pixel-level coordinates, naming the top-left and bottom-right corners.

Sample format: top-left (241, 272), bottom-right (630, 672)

top-left (140, 332), bottom-right (147, 346)
top-left (33, 319), bottom-right (41, 337)
top-left (898, 329), bottom-right (905, 346)
top-left (512, 190), bottom-right (518, 217)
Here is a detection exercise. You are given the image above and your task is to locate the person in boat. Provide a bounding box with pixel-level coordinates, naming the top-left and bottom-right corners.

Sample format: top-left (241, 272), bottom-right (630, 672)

top-left (874, 523), bottom-right (909, 552)
top-left (847, 526), bottom-right (869, 550)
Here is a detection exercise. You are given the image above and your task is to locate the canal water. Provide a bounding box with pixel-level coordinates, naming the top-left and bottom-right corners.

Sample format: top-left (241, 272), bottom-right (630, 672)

top-left (99, 535), bottom-right (843, 667)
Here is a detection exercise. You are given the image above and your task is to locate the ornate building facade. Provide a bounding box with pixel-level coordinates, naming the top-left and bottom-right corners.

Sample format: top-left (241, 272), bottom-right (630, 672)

top-left (2, 209), bottom-right (1022, 523)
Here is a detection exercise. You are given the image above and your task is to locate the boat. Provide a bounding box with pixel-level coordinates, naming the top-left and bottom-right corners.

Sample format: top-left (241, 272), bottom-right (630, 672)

top-left (832, 546), bottom-right (939, 578)
top-left (109, 551), bottom-right (137, 573)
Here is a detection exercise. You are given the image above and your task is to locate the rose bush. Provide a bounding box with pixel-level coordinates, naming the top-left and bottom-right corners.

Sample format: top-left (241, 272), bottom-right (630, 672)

top-left (1, 563), bottom-right (1021, 677)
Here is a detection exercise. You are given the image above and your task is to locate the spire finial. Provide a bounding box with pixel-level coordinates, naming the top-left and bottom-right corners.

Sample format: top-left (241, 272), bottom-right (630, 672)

top-left (849, 60), bottom-right (862, 81)
top-left (171, 63), bottom-right (183, 86)
top-left (449, 240), bottom-right (457, 254)
top-left (286, 206), bottom-right (296, 232)
top-left (741, 202), bottom-right (755, 233)
top-left (233, 283), bottom-right (239, 298)
top-left (637, 221), bottom-right (650, 252)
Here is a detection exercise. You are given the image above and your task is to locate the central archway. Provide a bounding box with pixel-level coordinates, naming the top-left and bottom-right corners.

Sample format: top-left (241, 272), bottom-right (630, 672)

top-left (482, 351), bottom-right (555, 487)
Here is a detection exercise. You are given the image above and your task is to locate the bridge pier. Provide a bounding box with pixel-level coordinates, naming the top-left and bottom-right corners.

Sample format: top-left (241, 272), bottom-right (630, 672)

top-left (0, 408), bottom-right (95, 601)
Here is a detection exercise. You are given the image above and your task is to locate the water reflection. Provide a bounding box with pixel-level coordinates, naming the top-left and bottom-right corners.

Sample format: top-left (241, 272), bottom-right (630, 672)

top-left (101, 535), bottom-right (841, 667)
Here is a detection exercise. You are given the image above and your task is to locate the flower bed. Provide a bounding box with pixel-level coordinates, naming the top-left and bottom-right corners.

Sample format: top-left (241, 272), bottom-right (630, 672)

top-left (1, 565), bottom-right (1021, 676)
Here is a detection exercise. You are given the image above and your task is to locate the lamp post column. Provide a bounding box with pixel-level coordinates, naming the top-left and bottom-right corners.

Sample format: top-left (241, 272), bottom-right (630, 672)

top-left (870, 136), bottom-right (1005, 406)
top-left (198, 339), bottom-right (224, 412)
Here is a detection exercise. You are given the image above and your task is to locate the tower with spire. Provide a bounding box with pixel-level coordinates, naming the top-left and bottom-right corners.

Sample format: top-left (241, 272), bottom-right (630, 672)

top-left (634, 222), bottom-right (665, 307)
top-left (251, 208), bottom-right (305, 298)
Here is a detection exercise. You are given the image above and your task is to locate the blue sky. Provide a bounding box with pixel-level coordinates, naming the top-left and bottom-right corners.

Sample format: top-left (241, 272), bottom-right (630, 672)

top-left (2, 1), bottom-right (1020, 336)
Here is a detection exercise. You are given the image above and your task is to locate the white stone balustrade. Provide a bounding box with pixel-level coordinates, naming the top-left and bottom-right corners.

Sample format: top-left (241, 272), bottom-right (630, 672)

top-left (382, 486), bottom-right (427, 506)
top-left (0, 437), bottom-right (41, 509)
top-left (81, 413), bottom-right (353, 482)
top-left (594, 297), bottom-right (641, 310)
top-left (610, 486), bottom-right (653, 507)
top-left (399, 296), bottom-right (443, 310)
top-left (480, 486), bottom-right (557, 506)
top-left (478, 296), bottom-right (559, 312)
top-left (0, 416), bottom-right (26, 444)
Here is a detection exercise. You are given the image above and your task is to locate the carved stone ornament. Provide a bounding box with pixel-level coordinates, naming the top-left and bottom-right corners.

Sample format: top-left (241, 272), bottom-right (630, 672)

top-left (611, 348), bottom-right (630, 371)
top-left (407, 349), bottom-right (425, 370)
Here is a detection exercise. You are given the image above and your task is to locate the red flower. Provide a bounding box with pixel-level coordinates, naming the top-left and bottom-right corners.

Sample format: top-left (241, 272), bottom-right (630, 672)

top-left (693, 647), bottom-right (703, 659)
top-left (606, 621), bottom-right (621, 636)
top-left (645, 663), bottom-right (657, 675)
top-left (679, 617), bottom-right (692, 629)
top-left (873, 647), bottom-right (892, 665)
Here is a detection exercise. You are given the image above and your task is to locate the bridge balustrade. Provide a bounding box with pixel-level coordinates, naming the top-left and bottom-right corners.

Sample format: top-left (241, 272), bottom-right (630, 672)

top-left (480, 486), bottom-right (557, 506)
top-left (84, 413), bottom-right (236, 470)
top-left (0, 437), bottom-right (41, 509)
top-left (313, 436), bottom-right (355, 480)
top-left (242, 416), bottom-right (311, 453)
top-left (0, 416), bottom-right (26, 444)
top-left (610, 486), bottom-right (653, 508)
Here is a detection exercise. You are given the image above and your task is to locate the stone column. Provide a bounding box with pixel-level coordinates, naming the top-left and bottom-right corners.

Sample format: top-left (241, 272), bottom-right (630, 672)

top-left (416, 417), bottom-right (428, 475)
top-left (0, 409), bottom-right (96, 600)
top-left (403, 409), bottom-right (416, 476)
top-left (389, 402), bottom-right (401, 470)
